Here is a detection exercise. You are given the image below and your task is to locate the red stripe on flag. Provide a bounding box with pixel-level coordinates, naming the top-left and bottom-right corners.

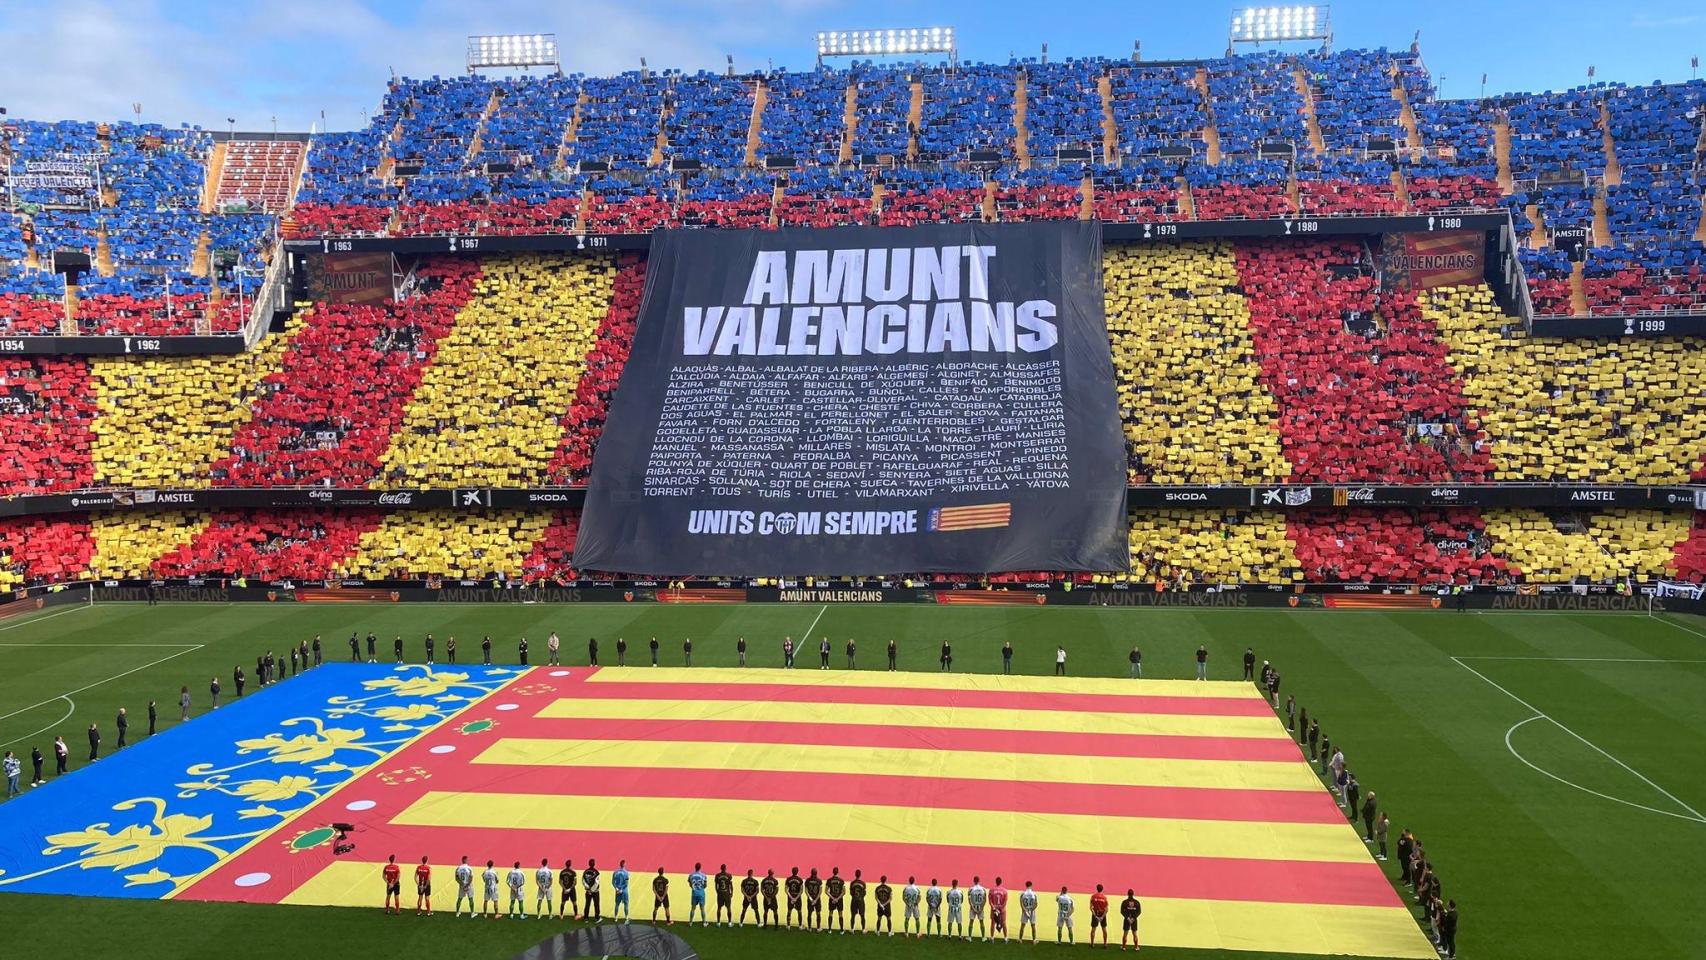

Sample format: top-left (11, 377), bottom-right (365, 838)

top-left (497, 715), bottom-right (1304, 763)
top-left (429, 761), bottom-right (1348, 824)
top-left (569, 680), bottom-right (1277, 717)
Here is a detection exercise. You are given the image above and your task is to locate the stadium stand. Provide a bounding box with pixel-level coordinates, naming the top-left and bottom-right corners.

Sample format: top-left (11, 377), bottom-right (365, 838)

top-left (1235, 240), bottom-right (1492, 483)
top-left (210, 259), bottom-right (479, 486)
top-left (1427, 284), bottom-right (1706, 482)
top-left (3, 45), bottom-right (1705, 594)
top-left (88, 318), bottom-right (302, 487)
top-left (1103, 241), bottom-right (1291, 484)
top-left (336, 509), bottom-right (553, 580)
top-left (374, 255), bottom-right (616, 487)
top-left (0, 356), bottom-right (96, 495)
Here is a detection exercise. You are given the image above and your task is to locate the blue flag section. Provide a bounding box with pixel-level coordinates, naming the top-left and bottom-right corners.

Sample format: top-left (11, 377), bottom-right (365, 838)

top-left (575, 221), bottom-right (1130, 576)
top-left (0, 664), bottom-right (519, 900)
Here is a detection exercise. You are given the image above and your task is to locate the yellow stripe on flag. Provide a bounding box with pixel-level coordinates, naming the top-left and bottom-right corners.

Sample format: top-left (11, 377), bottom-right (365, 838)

top-left (535, 696), bottom-right (1290, 739)
top-left (391, 790), bottom-right (1373, 863)
top-left (585, 666), bottom-right (1267, 700)
top-left (280, 861), bottom-right (1435, 958)
top-left (474, 737), bottom-right (1321, 793)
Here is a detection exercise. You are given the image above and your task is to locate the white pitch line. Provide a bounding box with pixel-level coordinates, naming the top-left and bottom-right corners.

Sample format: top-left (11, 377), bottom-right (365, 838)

top-left (1452, 655), bottom-right (1706, 824)
top-left (1651, 613), bottom-right (1706, 642)
top-left (1455, 656), bottom-right (1706, 664)
top-left (0, 695), bottom-right (75, 750)
top-left (1503, 716), bottom-right (1706, 824)
top-left (799, 604), bottom-right (828, 642)
top-left (0, 642), bottom-right (207, 648)
top-left (0, 644), bottom-right (205, 724)
top-left (0, 604), bottom-right (94, 633)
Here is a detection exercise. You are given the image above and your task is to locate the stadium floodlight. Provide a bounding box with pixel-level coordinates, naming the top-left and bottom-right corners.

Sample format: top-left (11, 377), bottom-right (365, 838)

top-left (1228, 6), bottom-right (1330, 49)
top-left (815, 26), bottom-right (956, 63)
top-left (466, 33), bottom-right (560, 73)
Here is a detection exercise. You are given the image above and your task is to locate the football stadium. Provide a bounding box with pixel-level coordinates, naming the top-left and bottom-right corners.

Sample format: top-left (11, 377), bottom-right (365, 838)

top-left (2, 5), bottom-right (1705, 960)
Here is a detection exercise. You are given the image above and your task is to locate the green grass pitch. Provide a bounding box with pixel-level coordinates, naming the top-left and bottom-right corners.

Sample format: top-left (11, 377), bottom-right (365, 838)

top-left (1, 600), bottom-right (1703, 960)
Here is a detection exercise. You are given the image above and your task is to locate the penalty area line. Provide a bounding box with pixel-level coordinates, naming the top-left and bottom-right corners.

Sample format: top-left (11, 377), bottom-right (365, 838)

top-left (0, 604), bottom-right (96, 633)
top-left (0, 644), bottom-right (206, 724)
top-left (1452, 656), bottom-right (1706, 824)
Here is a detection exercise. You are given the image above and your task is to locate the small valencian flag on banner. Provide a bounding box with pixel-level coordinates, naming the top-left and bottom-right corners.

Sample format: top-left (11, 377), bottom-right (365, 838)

top-left (928, 502), bottom-right (1013, 532)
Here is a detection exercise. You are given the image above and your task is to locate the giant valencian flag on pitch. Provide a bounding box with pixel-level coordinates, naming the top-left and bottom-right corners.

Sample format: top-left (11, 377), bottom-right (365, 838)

top-left (0, 663), bottom-right (1435, 957)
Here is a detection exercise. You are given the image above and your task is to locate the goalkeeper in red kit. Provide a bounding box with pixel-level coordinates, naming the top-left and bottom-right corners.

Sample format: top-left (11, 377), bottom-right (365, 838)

top-left (1089, 884), bottom-right (1109, 946)
top-left (414, 856), bottom-right (434, 916)
top-left (382, 854), bottom-right (402, 914)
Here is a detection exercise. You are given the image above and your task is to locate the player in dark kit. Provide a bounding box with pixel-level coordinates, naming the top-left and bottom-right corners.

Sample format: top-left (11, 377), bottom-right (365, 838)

top-left (366, 631), bottom-right (377, 662)
top-left (381, 854), bottom-right (402, 914)
top-left (784, 867), bottom-right (804, 927)
top-left (557, 860), bottom-right (578, 918)
top-left (348, 633), bottom-right (360, 662)
top-left (392, 635), bottom-right (403, 664)
top-left (582, 859), bottom-right (601, 919)
top-left (1120, 889), bottom-right (1142, 950)
top-left (588, 636), bottom-right (598, 666)
top-left (849, 869), bottom-right (868, 931)
top-left (760, 869), bottom-right (780, 926)
top-left (804, 867), bottom-right (823, 929)
top-left (481, 635), bottom-right (492, 665)
top-left (740, 869), bottom-right (760, 925)
top-left (826, 867), bottom-right (846, 932)
top-left (651, 868), bottom-right (671, 923)
top-left (887, 638), bottom-right (897, 670)
top-left (874, 875), bottom-right (894, 934)
top-left (714, 864), bottom-right (734, 926)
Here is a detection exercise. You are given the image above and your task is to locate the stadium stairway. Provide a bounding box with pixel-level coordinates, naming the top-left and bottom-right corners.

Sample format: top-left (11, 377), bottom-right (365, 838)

top-left (1013, 69), bottom-right (1030, 168)
top-left (743, 79), bottom-right (767, 166)
top-left (1098, 73), bottom-right (1119, 161)
top-left (1394, 70), bottom-right (1422, 152)
top-left (1494, 119), bottom-right (1513, 192)
top-left (839, 77), bottom-right (857, 163)
top-left (1599, 101), bottom-right (1622, 186)
top-left (202, 141), bottom-right (226, 213)
top-left (907, 78), bottom-right (924, 160)
top-left (1569, 262), bottom-right (1590, 316)
top-left (1196, 67), bottom-right (1222, 166)
top-left (1294, 64), bottom-right (1327, 155)
top-left (553, 95), bottom-right (586, 170)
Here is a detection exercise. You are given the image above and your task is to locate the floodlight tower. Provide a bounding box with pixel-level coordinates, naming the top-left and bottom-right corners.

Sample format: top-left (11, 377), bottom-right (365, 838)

top-left (1227, 6), bottom-right (1332, 54)
top-left (467, 34), bottom-right (561, 74)
top-left (815, 27), bottom-right (957, 66)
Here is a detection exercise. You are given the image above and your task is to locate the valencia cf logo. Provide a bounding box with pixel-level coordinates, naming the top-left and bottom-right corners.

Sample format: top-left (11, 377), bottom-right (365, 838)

top-left (1287, 597), bottom-right (1299, 607)
top-left (623, 591), bottom-right (634, 602)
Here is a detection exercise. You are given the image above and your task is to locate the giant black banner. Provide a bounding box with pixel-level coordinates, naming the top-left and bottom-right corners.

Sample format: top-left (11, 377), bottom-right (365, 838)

top-left (574, 222), bottom-right (1130, 575)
